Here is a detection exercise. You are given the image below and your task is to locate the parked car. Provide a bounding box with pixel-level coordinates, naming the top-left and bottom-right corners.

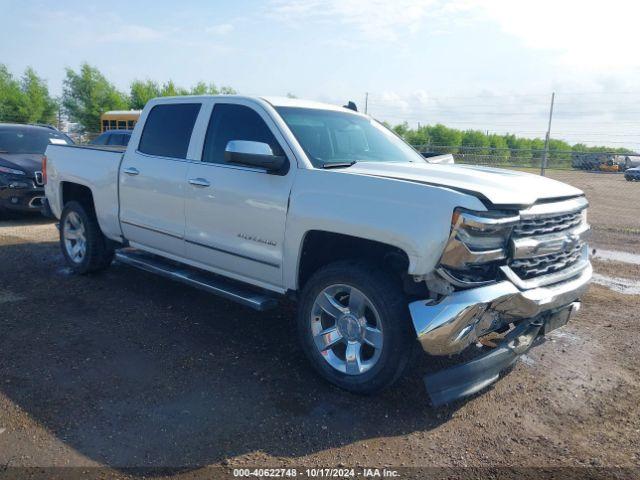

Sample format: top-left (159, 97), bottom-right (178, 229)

top-left (622, 155), bottom-right (640, 171)
top-left (0, 123), bottom-right (73, 216)
top-left (90, 129), bottom-right (132, 148)
top-left (43, 96), bottom-right (592, 406)
top-left (624, 167), bottom-right (640, 181)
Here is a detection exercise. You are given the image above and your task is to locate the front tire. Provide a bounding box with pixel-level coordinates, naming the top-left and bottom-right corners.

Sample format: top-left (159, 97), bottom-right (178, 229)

top-left (297, 260), bottom-right (414, 394)
top-left (59, 201), bottom-right (114, 274)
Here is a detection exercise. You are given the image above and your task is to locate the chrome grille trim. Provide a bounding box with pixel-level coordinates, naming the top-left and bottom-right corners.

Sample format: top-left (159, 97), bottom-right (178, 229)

top-left (511, 243), bottom-right (584, 278)
top-left (511, 222), bottom-right (590, 259)
top-left (34, 171), bottom-right (44, 186)
top-left (506, 197), bottom-right (590, 287)
top-left (513, 210), bottom-right (583, 236)
top-left (501, 255), bottom-right (590, 290)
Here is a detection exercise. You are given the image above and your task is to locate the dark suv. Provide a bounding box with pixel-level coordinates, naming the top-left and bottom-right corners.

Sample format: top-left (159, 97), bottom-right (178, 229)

top-left (0, 123), bottom-right (73, 216)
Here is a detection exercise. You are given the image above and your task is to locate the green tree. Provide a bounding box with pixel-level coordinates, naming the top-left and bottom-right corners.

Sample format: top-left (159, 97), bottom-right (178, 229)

top-left (488, 135), bottom-right (510, 162)
top-left (0, 65), bottom-right (26, 123)
top-left (461, 129), bottom-right (490, 155)
top-left (392, 121), bottom-right (410, 137)
top-left (159, 80), bottom-right (188, 97)
top-left (20, 68), bottom-right (58, 124)
top-left (510, 137), bottom-right (532, 160)
top-left (426, 124), bottom-right (462, 153)
top-left (0, 65), bottom-right (57, 124)
top-left (219, 85), bottom-right (237, 95)
top-left (530, 138), bottom-right (545, 160)
top-left (129, 79), bottom-right (161, 109)
top-left (63, 63), bottom-right (128, 132)
top-left (405, 125), bottom-right (430, 149)
top-left (129, 79), bottom-right (237, 109)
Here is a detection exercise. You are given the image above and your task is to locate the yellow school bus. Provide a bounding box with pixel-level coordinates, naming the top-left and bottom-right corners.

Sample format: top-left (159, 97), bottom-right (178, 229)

top-left (100, 110), bottom-right (141, 132)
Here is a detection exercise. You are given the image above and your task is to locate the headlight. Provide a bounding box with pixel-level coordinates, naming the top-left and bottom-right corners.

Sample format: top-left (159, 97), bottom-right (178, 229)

top-left (451, 210), bottom-right (518, 250)
top-left (0, 166), bottom-right (26, 176)
top-left (439, 208), bottom-right (519, 284)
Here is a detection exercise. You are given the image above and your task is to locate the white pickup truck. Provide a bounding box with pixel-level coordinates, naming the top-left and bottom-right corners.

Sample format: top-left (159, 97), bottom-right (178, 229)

top-left (43, 96), bottom-right (592, 405)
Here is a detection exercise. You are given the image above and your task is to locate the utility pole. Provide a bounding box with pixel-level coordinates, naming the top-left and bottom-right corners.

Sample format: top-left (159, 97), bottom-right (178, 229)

top-left (540, 92), bottom-right (555, 176)
top-left (364, 92), bottom-right (369, 114)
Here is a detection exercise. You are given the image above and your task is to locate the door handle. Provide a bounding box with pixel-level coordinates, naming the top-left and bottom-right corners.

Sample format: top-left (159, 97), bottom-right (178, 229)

top-left (188, 178), bottom-right (211, 187)
top-left (123, 167), bottom-right (140, 176)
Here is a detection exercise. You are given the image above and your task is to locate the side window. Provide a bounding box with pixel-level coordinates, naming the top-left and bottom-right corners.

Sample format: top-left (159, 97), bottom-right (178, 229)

top-left (107, 134), bottom-right (125, 146)
top-left (138, 103), bottom-right (201, 159)
top-left (93, 133), bottom-right (109, 145)
top-left (202, 104), bottom-right (282, 164)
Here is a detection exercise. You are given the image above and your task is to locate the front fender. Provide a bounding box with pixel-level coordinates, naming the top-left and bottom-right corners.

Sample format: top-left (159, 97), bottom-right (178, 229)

top-left (283, 169), bottom-right (486, 290)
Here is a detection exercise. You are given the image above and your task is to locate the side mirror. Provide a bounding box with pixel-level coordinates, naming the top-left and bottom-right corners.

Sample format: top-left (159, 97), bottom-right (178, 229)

top-left (224, 140), bottom-right (288, 174)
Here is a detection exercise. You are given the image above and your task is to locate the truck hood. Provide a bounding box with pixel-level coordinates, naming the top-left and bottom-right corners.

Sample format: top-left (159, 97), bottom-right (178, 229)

top-left (0, 153), bottom-right (43, 176)
top-left (345, 162), bottom-right (584, 207)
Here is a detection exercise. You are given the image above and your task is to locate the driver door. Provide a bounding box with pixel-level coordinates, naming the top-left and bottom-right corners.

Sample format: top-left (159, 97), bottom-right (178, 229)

top-left (184, 101), bottom-right (295, 290)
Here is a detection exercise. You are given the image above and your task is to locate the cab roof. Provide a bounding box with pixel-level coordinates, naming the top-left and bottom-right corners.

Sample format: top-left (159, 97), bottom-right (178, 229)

top-left (150, 95), bottom-right (362, 114)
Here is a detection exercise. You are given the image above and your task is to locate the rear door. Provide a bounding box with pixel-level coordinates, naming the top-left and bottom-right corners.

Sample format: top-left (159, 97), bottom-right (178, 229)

top-left (184, 100), bottom-right (296, 291)
top-left (119, 102), bottom-right (202, 257)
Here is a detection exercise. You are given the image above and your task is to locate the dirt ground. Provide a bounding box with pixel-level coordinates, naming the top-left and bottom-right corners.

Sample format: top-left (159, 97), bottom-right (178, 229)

top-left (544, 170), bottom-right (640, 254)
top-left (0, 170), bottom-right (639, 478)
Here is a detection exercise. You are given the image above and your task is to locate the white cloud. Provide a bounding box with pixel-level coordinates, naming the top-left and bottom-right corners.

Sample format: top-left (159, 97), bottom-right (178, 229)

top-left (206, 23), bottom-right (234, 35)
top-left (101, 24), bottom-right (164, 42)
top-left (464, 0), bottom-right (640, 69)
top-left (269, 0), bottom-right (640, 69)
top-left (268, 0), bottom-right (448, 42)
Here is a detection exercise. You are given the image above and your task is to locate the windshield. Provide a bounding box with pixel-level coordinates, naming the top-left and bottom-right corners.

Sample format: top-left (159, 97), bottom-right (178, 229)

top-left (0, 127), bottom-right (73, 154)
top-left (275, 107), bottom-right (425, 167)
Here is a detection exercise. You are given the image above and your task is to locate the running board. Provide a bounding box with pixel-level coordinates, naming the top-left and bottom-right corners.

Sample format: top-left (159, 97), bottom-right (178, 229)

top-left (114, 249), bottom-right (279, 311)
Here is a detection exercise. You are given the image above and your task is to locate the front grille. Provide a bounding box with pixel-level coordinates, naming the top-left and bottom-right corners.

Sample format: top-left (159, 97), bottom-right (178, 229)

top-left (510, 242), bottom-right (584, 279)
top-left (513, 210), bottom-right (582, 236)
top-left (507, 199), bottom-right (589, 285)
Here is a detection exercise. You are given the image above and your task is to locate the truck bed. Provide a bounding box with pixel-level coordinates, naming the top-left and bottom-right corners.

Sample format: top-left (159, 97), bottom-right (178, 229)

top-left (44, 144), bottom-right (125, 241)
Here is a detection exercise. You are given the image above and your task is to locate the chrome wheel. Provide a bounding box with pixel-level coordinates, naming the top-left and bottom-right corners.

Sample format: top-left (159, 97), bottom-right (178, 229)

top-left (63, 211), bottom-right (87, 264)
top-left (310, 284), bottom-right (383, 375)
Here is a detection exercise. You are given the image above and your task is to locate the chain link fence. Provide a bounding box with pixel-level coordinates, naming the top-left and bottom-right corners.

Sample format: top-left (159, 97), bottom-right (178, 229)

top-left (410, 144), bottom-right (640, 171)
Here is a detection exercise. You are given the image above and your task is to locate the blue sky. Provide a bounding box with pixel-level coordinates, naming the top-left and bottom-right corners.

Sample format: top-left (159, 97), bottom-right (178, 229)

top-left (2, 0), bottom-right (639, 148)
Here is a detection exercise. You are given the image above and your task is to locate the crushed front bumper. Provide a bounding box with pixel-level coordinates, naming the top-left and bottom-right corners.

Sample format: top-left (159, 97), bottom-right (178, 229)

top-left (409, 263), bottom-right (591, 405)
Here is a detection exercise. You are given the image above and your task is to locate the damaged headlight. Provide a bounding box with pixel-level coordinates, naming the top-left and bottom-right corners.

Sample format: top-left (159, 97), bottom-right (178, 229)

top-left (439, 208), bottom-right (519, 285)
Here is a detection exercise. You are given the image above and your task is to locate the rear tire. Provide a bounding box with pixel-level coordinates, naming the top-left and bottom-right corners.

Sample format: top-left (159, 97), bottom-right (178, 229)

top-left (59, 201), bottom-right (114, 274)
top-left (297, 260), bottom-right (414, 394)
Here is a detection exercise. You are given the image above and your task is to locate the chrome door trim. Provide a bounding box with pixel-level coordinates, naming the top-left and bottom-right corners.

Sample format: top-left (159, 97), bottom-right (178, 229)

top-left (120, 220), bottom-right (183, 240)
top-left (185, 238), bottom-right (280, 268)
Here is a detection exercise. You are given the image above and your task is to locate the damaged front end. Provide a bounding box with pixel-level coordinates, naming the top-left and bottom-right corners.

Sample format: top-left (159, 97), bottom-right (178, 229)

top-left (410, 197), bottom-right (592, 406)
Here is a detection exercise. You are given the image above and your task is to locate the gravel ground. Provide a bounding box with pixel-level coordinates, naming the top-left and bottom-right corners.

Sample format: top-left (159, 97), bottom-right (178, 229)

top-left (0, 170), bottom-right (639, 478)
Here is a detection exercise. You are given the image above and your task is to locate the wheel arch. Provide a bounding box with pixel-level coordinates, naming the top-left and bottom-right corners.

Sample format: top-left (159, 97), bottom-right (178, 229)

top-left (295, 230), bottom-right (412, 292)
top-left (60, 181), bottom-right (95, 213)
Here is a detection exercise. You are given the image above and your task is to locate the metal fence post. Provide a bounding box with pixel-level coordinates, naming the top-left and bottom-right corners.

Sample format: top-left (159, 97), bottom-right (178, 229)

top-left (541, 92), bottom-right (555, 176)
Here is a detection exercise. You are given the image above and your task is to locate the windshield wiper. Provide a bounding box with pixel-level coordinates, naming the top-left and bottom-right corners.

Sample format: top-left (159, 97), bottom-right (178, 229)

top-left (322, 161), bottom-right (357, 169)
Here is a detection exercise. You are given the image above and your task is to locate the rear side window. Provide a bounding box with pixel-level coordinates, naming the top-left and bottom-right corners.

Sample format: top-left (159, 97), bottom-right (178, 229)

top-left (202, 104), bottom-right (281, 164)
top-left (108, 133), bottom-right (129, 146)
top-left (138, 103), bottom-right (201, 159)
top-left (92, 133), bottom-right (109, 145)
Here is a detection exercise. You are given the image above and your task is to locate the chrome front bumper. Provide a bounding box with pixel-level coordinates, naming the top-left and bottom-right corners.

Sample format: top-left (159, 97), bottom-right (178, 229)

top-left (409, 261), bottom-right (592, 356)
